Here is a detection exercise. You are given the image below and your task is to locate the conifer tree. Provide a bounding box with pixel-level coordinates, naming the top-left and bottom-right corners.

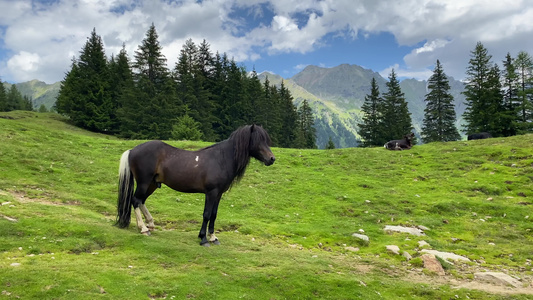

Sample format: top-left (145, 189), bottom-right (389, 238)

top-left (258, 76), bottom-right (281, 145)
top-left (514, 51), bottom-right (533, 132)
top-left (171, 113), bottom-right (203, 141)
top-left (174, 39), bottom-right (216, 141)
top-left (421, 60), bottom-right (460, 142)
top-left (0, 79), bottom-right (6, 111)
top-left (501, 53), bottom-right (519, 136)
top-left (119, 23), bottom-right (180, 139)
top-left (246, 69), bottom-right (267, 126)
top-left (381, 69), bottom-right (413, 143)
top-left (6, 85), bottom-right (24, 111)
top-left (278, 81), bottom-right (298, 148)
top-left (22, 95), bottom-right (33, 111)
top-left (108, 45), bottom-right (134, 134)
top-left (56, 28), bottom-right (113, 132)
top-left (462, 42), bottom-right (494, 135)
top-left (359, 77), bottom-right (384, 146)
top-left (325, 136), bottom-right (335, 149)
top-left (296, 99), bottom-right (317, 148)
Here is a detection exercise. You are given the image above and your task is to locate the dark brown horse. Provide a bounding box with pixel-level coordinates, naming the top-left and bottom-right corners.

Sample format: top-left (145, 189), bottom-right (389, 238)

top-left (115, 125), bottom-right (275, 246)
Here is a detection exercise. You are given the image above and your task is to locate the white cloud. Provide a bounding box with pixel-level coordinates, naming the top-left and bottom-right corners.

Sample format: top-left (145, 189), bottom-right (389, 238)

top-left (0, 0), bottom-right (532, 83)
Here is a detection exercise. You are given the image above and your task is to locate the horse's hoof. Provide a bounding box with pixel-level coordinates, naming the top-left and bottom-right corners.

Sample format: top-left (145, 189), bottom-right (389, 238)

top-left (141, 231), bottom-right (151, 236)
top-left (211, 239), bottom-right (220, 245)
top-left (201, 242), bottom-right (211, 247)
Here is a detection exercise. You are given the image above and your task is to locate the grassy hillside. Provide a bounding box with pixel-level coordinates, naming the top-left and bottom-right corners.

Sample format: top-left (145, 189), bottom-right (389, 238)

top-left (0, 111), bottom-right (532, 299)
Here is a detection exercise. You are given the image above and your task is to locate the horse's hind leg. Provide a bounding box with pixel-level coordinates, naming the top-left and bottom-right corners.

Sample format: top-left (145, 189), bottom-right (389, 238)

top-left (140, 203), bottom-right (155, 231)
top-left (132, 182), bottom-right (157, 235)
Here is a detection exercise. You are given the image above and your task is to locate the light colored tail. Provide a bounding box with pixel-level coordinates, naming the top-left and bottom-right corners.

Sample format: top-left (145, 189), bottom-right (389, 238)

top-left (116, 150), bottom-right (134, 228)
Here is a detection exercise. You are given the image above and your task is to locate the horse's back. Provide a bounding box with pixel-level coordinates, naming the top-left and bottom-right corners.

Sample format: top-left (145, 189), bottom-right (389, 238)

top-left (129, 141), bottom-right (172, 175)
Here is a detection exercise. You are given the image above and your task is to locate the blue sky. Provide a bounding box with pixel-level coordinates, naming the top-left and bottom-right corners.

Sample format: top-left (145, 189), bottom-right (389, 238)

top-left (0, 0), bottom-right (532, 84)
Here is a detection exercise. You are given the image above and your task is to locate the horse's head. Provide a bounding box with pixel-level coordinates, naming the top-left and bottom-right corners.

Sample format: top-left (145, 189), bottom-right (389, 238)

top-left (404, 133), bottom-right (415, 145)
top-left (249, 125), bottom-right (276, 166)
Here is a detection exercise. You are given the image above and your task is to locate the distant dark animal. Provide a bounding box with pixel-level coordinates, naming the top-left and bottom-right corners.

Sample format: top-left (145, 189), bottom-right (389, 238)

top-left (467, 132), bottom-right (492, 140)
top-left (115, 125), bottom-right (275, 246)
top-left (384, 133), bottom-right (415, 150)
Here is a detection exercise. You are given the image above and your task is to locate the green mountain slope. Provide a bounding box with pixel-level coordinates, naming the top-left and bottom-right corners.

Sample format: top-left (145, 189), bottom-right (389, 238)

top-left (259, 72), bottom-right (361, 148)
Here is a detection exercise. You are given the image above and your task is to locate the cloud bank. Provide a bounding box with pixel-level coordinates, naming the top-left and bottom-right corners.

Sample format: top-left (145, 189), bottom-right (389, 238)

top-left (0, 0), bottom-right (532, 83)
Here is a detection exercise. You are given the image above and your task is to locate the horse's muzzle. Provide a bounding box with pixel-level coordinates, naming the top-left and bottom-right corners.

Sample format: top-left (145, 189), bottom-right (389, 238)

top-left (265, 155), bottom-right (276, 166)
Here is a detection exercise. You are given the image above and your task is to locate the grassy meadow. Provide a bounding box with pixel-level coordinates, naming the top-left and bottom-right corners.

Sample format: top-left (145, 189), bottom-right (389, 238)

top-left (0, 111), bottom-right (532, 299)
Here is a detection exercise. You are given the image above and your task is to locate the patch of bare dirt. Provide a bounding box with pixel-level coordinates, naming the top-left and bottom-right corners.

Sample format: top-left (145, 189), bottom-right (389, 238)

top-left (7, 189), bottom-right (78, 206)
top-left (404, 270), bottom-right (533, 296)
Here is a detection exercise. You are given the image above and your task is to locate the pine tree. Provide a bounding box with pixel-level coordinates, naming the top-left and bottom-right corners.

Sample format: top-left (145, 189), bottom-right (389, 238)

top-left (296, 99), bottom-right (317, 148)
top-left (6, 85), bottom-right (24, 111)
top-left (0, 80), bottom-right (6, 112)
top-left (325, 136), bottom-right (335, 149)
top-left (359, 77), bottom-right (384, 146)
top-left (174, 39), bottom-right (217, 141)
top-left (514, 51), bottom-right (533, 132)
top-left (119, 23), bottom-right (181, 139)
top-left (171, 113), bottom-right (203, 141)
top-left (278, 81), bottom-right (298, 148)
top-left (462, 42), bottom-right (494, 135)
top-left (22, 95), bottom-right (33, 111)
top-left (486, 64), bottom-right (507, 136)
top-left (421, 60), bottom-right (460, 142)
top-left (381, 69), bottom-right (413, 143)
top-left (56, 28), bottom-right (114, 133)
top-left (108, 44), bottom-right (134, 134)
top-left (501, 53), bottom-right (519, 136)
top-left (246, 69), bottom-right (266, 126)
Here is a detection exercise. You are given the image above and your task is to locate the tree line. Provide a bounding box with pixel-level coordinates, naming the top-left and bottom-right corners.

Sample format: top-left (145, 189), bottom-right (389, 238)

top-left (358, 42), bottom-right (533, 146)
top-left (54, 25), bottom-right (316, 149)
top-left (0, 83), bottom-right (33, 112)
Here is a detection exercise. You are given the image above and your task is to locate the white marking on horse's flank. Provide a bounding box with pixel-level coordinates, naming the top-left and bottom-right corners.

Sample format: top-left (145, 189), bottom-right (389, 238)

top-left (195, 156), bottom-right (199, 162)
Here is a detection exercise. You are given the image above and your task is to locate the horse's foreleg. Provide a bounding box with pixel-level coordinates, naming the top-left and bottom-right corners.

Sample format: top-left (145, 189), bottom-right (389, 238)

top-left (199, 190), bottom-right (219, 246)
top-left (139, 204), bottom-right (155, 231)
top-left (134, 207), bottom-right (151, 235)
top-left (208, 196), bottom-right (222, 245)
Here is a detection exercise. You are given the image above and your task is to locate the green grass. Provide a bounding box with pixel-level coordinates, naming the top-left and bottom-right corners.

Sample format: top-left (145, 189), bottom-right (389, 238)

top-left (0, 111), bottom-right (532, 299)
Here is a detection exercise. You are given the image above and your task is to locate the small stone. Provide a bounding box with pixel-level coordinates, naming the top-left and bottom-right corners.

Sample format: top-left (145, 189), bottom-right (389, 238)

top-left (358, 229), bottom-right (365, 233)
top-left (474, 272), bottom-right (520, 287)
top-left (421, 254), bottom-right (445, 276)
top-left (384, 225), bottom-right (424, 236)
top-left (345, 246), bottom-right (359, 252)
top-left (352, 233), bottom-right (369, 242)
top-left (420, 249), bottom-right (470, 262)
top-left (386, 245), bottom-right (400, 255)
top-left (402, 251), bottom-right (412, 261)
top-left (10, 263), bottom-right (21, 267)
top-left (418, 240), bottom-right (430, 248)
